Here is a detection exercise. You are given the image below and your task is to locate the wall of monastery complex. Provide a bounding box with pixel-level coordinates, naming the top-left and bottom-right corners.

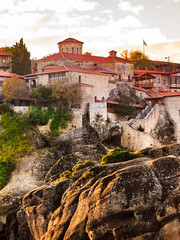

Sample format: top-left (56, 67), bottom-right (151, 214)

top-left (163, 96), bottom-right (180, 142)
top-left (89, 102), bottom-right (107, 125)
top-left (132, 104), bottom-right (166, 134)
top-left (121, 124), bottom-right (161, 151)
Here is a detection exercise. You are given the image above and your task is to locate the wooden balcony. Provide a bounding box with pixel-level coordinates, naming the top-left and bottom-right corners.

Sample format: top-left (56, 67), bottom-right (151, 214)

top-left (134, 81), bottom-right (154, 88)
top-left (0, 62), bottom-right (10, 68)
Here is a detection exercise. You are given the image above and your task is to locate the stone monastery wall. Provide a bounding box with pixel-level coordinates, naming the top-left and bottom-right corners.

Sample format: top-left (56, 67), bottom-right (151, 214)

top-left (121, 124), bottom-right (161, 151)
top-left (132, 104), bottom-right (166, 133)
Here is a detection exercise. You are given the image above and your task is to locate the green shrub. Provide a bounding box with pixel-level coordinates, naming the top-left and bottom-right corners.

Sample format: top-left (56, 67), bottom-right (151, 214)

top-left (72, 160), bottom-right (95, 173)
top-left (0, 112), bottom-right (31, 189)
top-left (0, 104), bottom-right (14, 115)
top-left (50, 107), bottom-right (73, 134)
top-left (101, 148), bottom-right (143, 165)
top-left (82, 170), bottom-right (94, 179)
top-left (59, 170), bottom-right (72, 181)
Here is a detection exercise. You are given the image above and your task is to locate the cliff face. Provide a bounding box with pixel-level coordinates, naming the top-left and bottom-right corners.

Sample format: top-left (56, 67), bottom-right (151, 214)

top-left (21, 155), bottom-right (180, 240)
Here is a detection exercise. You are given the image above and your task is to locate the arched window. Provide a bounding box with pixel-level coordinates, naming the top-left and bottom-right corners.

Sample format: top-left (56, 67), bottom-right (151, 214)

top-left (72, 47), bottom-right (74, 54)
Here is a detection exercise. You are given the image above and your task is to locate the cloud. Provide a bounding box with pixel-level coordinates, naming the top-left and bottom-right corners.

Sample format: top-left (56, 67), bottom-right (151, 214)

top-left (5, 0), bottom-right (99, 14)
top-left (118, 0), bottom-right (144, 15)
top-left (147, 41), bottom-right (180, 62)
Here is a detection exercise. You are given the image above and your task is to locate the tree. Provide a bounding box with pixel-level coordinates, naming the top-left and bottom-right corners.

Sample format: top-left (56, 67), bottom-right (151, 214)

top-left (120, 50), bottom-right (130, 60)
top-left (2, 74), bottom-right (29, 105)
top-left (11, 38), bottom-right (31, 75)
top-left (1, 38), bottom-right (31, 75)
top-left (115, 94), bottom-right (133, 116)
top-left (84, 52), bottom-right (92, 55)
top-left (48, 78), bottom-right (81, 108)
top-left (30, 84), bottom-right (52, 105)
top-left (129, 50), bottom-right (153, 70)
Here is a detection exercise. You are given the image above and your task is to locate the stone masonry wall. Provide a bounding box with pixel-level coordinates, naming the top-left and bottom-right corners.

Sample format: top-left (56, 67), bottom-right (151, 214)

top-left (89, 102), bottom-right (107, 125)
top-left (121, 124), bottom-right (161, 151)
top-left (163, 96), bottom-right (180, 143)
top-left (132, 104), bottom-right (166, 133)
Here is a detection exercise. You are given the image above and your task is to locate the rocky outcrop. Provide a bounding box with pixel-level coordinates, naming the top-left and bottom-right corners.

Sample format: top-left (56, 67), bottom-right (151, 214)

top-left (108, 83), bottom-right (146, 107)
top-left (0, 148), bottom-right (59, 230)
top-left (150, 111), bottom-right (175, 142)
top-left (22, 155), bottom-right (180, 240)
top-left (149, 143), bottom-right (180, 159)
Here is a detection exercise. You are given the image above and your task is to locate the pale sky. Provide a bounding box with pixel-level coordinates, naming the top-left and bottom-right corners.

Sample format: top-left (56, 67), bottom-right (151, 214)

top-left (1, 0), bottom-right (180, 62)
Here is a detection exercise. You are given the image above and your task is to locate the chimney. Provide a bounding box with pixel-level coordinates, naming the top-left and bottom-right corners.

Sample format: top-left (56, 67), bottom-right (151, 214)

top-left (109, 50), bottom-right (117, 57)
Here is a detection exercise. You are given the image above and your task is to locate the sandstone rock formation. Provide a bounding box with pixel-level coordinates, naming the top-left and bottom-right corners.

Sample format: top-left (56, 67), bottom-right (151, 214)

top-left (21, 154), bottom-right (180, 240)
top-left (0, 148), bottom-right (59, 237)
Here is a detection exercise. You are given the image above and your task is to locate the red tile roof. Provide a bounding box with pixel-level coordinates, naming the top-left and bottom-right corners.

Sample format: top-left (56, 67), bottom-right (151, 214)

top-left (145, 90), bottom-right (180, 99)
top-left (58, 37), bottom-right (83, 44)
top-left (0, 50), bottom-right (11, 56)
top-left (93, 68), bottom-right (118, 75)
top-left (132, 86), bottom-right (149, 92)
top-left (0, 72), bottom-right (24, 78)
top-left (38, 52), bottom-right (132, 64)
top-left (99, 56), bottom-right (132, 63)
top-left (96, 99), bottom-right (144, 108)
top-left (134, 70), bottom-right (171, 75)
top-left (25, 65), bottom-right (108, 77)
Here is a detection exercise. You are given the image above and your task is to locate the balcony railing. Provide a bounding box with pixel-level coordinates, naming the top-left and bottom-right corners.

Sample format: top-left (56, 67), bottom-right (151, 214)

top-left (134, 82), bottom-right (154, 88)
top-left (0, 62), bottom-right (10, 68)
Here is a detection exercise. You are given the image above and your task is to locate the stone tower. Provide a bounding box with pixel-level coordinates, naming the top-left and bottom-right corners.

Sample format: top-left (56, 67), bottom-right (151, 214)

top-left (57, 37), bottom-right (84, 54)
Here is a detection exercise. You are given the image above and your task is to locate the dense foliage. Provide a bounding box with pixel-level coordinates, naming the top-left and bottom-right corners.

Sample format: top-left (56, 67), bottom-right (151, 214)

top-left (0, 105), bottom-right (73, 188)
top-left (0, 111), bottom-right (31, 189)
top-left (101, 148), bottom-right (143, 165)
top-left (2, 38), bottom-right (31, 75)
top-left (26, 106), bottom-right (73, 134)
top-left (2, 74), bottom-right (29, 105)
top-left (115, 94), bottom-right (133, 116)
top-left (30, 85), bottom-right (52, 105)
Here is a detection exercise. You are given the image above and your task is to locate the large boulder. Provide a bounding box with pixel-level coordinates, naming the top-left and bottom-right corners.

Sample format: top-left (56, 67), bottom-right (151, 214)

top-left (22, 155), bottom-right (180, 240)
top-left (108, 84), bottom-right (146, 107)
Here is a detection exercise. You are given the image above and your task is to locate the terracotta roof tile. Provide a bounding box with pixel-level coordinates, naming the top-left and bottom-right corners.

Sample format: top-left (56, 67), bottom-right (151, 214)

top-left (0, 72), bottom-right (24, 78)
top-left (25, 65), bottom-right (108, 76)
top-left (38, 52), bottom-right (132, 64)
top-left (0, 50), bottom-right (11, 56)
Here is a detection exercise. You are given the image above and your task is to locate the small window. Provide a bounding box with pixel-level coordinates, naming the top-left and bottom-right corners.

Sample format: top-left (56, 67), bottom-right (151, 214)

top-left (2, 58), bottom-right (5, 63)
top-left (79, 75), bottom-right (81, 83)
top-left (128, 75), bottom-right (130, 81)
top-left (157, 77), bottom-right (160, 83)
top-left (94, 96), bottom-right (97, 101)
top-left (102, 97), bottom-right (105, 101)
top-left (77, 48), bottom-right (79, 54)
top-left (163, 79), bottom-right (166, 84)
top-left (179, 110), bottom-right (180, 116)
top-left (72, 47), bottom-right (74, 54)
top-left (66, 48), bottom-right (68, 53)
top-left (119, 74), bottom-right (121, 81)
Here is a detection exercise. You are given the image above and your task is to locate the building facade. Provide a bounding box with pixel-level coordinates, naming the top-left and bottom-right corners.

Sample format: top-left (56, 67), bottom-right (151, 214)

top-left (0, 50), bottom-right (11, 72)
